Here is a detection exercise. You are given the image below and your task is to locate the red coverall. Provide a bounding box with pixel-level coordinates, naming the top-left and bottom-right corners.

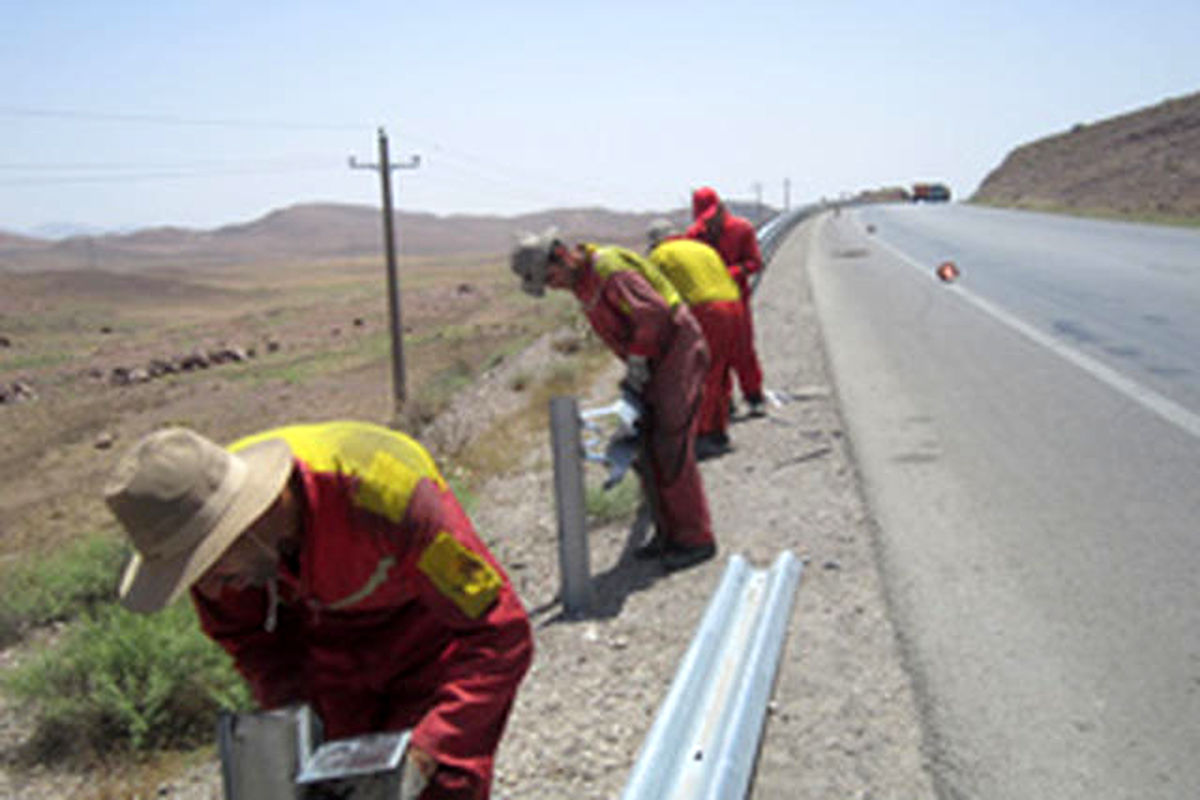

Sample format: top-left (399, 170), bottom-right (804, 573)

top-left (192, 421), bottom-right (533, 800)
top-left (647, 238), bottom-right (743, 439)
top-left (574, 245), bottom-right (714, 548)
top-left (686, 189), bottom-right (765, 402)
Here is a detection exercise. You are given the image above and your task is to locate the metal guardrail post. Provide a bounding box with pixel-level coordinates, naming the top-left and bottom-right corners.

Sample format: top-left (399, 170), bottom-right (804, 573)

top-left (550, 395), bottom-right (593, 616)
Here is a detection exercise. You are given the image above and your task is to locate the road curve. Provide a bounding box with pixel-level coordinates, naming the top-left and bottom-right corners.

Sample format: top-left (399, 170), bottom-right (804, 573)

top-left (808, 204), bottom-right (1200, 800)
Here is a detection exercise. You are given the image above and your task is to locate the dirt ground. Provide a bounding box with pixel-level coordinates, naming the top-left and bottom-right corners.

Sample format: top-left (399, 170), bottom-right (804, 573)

top-left (0, 216), bottom-right (937, 798)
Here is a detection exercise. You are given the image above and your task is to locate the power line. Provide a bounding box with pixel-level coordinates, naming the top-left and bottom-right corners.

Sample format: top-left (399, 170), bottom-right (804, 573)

top-left (0, 106), bottom-right (665, 208)
top-left (0, 163), bottom-right (339, 187)
top-left (0, 105), bottom-right (363, 131)
top-left (0, 155), bottom-right (334, 172)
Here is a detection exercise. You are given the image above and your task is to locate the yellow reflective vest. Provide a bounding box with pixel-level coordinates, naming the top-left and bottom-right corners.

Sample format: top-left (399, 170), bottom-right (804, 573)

top-left (648, 239), bottom-right (741, 306)
top-left (584, 243), bottom-right (683, 309)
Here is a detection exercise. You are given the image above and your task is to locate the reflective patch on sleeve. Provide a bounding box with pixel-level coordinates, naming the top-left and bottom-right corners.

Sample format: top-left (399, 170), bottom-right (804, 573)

top-left (417, 532), bottom-right (502, 619)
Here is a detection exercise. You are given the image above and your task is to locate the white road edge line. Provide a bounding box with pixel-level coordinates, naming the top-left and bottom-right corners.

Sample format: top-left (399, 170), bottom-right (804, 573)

top-left (868, 229), bottom-right (1200, 442)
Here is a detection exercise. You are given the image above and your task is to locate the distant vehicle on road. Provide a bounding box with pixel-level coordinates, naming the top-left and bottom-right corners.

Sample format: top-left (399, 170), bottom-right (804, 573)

top-left (912, 182), bottom-right (951, 202)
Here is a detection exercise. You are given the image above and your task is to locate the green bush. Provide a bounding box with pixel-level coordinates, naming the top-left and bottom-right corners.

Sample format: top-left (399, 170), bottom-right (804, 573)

top-left (3, 601), bottom-right (251, 758)
top-left (0, 533), bottom-right (128, 642)
top-left (585, 473), bottom-right (642, 524)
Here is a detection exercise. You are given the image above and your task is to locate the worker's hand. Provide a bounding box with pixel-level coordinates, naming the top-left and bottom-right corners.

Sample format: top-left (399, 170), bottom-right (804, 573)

top-left (613, 388), bottom-right (644, 441)
top-left (408, 745), bottom-right (437, 779)
top-left (400, 744), bottom-right (437, 800)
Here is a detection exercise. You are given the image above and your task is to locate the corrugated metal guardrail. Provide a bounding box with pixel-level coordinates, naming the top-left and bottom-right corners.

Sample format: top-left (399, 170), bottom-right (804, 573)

top-left (752, 204), bottom-right (822, 293)
top-left (620, 552), bottom-right (803, 800)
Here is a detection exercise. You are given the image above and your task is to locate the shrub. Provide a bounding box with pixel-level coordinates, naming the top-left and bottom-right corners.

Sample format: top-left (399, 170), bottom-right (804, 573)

top-left (3, 601), bottom-right (251, 758)
top-left (0, 533), bottom-right (128, 642)
top-left (585, 473), bottom-right (642, 524)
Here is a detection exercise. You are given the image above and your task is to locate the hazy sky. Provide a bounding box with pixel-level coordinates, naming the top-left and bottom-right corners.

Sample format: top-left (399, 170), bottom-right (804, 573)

top-left (3, 0), bottom-right (1197, 236)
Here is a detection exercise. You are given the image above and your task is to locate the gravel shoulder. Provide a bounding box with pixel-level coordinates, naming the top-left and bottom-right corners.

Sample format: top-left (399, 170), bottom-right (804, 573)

top-left (1, 215), bottom-right (937, 799)
top-left (486, 215), bottom-right (937, 799)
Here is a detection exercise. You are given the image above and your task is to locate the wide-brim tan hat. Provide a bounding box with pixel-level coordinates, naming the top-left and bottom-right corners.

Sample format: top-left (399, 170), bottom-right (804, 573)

top-left (104, 428), bottom-right (294, 613)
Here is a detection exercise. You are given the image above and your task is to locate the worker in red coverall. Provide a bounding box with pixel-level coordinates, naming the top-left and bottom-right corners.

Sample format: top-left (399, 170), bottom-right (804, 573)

top-left (686, 186), bottom-right (767, 417)
top-left (104, 421), bottom-right (533, 800)
top-left (646, 220), bottom-right (743, 460)
top-left (510, 230), bottom-right (717, 570)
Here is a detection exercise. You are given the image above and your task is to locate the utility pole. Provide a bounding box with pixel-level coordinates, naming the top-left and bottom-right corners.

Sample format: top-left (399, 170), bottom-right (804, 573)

top-left (783, 178), bottom-right (791, 211)
top-left (752, 181), bottom-right (763, 223)
top-left (350, 127), bottom-right (420, 421)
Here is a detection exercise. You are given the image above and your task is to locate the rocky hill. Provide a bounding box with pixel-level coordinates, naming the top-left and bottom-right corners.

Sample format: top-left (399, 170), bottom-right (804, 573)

top-left (972, 91), bottom-right (1200, 221)
top-left (0, 200), bottom-right (772, 274)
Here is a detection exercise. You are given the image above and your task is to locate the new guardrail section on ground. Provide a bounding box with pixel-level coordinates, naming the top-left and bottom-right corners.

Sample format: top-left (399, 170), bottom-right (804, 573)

top-left (621, 552), bottom-right (803, 800)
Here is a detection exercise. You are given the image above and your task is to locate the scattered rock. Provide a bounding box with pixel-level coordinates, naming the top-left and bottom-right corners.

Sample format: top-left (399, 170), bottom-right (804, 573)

top-left (0, 380), bottom-right (37, 404)
top-left (179, 350), bottom-right (210, 371)
top-left (95, 431), bottom-right (116, 450)
top-left (208, 346), bottom-right (248, 365)
top-left (147, 358), bottom-right (177, 378)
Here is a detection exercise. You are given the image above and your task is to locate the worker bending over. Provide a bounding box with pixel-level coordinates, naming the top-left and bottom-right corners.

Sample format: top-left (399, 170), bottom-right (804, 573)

top-left (646, 220), bottom-right (743, 459)
top-left (105, 420), bottom-right (533, 800)
top-left (511, 231), bottom-right (717, 570)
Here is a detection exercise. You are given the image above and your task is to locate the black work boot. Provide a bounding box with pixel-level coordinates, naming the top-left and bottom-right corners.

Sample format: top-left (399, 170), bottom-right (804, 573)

top-left (662, 542), bottom-right (717, 572)
top-left (746, 394), bottom-right (767, 418)
top-left (695, 432), bottom-right (732, 461)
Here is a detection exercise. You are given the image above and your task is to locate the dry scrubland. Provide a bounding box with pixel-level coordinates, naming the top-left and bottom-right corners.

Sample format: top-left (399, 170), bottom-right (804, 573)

top-left (0, 251), bottom-right (589, 562)
top-left (0, 245), bottom-right (617, 795)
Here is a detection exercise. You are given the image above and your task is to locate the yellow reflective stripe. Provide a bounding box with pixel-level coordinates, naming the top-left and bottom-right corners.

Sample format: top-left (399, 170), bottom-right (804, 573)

top-left (326, 556), bottom-right (396, 610)
top-left (417, 532), bottom-right (502, 619)
top-left (353, 450), bottom-right (423, 523)
top-left (229, 421), bottom-right (446, 524)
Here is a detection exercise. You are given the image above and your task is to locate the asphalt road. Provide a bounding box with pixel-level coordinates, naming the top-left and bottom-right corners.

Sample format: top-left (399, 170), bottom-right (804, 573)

top-left (806, 204), bottom-right (1200, 799)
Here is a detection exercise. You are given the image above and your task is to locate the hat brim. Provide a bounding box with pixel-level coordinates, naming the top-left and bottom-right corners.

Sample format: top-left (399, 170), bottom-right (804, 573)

top-left (118, 438), bottom-right (294, 613)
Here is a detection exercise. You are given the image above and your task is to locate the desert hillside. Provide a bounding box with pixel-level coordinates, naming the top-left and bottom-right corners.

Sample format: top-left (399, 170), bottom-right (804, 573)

top-left (0, 201), bottom-right (772, 274)
top-left (972, 91), bottom-right (1200, 222)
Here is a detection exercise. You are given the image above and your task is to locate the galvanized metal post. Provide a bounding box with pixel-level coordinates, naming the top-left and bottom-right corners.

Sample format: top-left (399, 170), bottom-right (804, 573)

top-left (550, 395), bottom-right (592, 616)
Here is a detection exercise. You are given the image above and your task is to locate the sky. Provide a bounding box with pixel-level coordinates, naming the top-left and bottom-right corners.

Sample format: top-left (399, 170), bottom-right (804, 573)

top-left (2, 0), bottom-right (1198, 237)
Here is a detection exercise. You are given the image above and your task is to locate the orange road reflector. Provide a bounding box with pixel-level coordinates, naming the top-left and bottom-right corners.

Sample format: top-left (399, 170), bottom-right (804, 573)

top-left (936, 261), bottom-right (960, 283)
